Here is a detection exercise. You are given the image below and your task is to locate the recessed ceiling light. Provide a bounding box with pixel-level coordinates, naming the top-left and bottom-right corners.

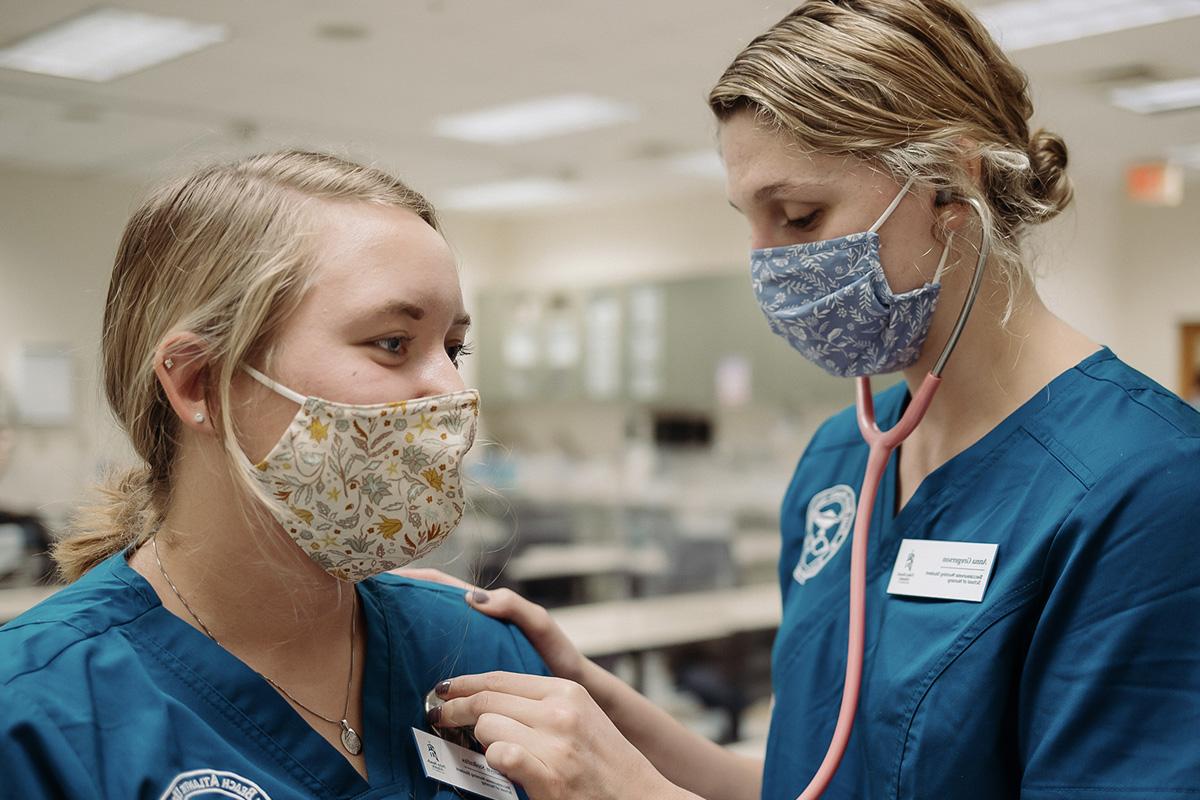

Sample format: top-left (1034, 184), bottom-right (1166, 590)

top-left (1111, 76), bottom-right (1200, 114)
top-left (0, 8), bottom-right (227, 82)
top-left (433, 94), bottom-right (636, 145)
top-left (978, 0), bottom-right (1200, 51)
top-left (440, 178), bottom-right (582, 211)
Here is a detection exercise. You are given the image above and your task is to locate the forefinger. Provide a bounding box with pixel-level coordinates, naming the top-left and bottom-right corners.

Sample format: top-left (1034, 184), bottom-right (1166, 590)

top-left (436, 671), bottom-right (567, 702)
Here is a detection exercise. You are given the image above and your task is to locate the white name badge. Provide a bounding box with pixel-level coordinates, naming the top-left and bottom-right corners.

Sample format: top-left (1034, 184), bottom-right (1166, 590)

top-left (412, 728), bottom-right (518, 800)
top-left (886, 539), bottom-right (998, 602)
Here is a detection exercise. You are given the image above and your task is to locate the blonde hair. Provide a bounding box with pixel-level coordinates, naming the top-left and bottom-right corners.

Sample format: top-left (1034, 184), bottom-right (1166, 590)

top-left (709, 0), bottom-right (1073, 297)
top-left (55, 150), bottom-right (440, 582)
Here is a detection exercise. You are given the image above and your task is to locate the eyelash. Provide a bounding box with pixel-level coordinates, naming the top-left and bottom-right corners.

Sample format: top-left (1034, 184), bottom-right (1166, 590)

top-left (785, 210), bottom-right (821, 231)
top-left (448, 343), bottom-right (473, 367)
top-left (373, 337), bottom-right (472, 368)
top-left (374, 336), bottom-right (412, 356)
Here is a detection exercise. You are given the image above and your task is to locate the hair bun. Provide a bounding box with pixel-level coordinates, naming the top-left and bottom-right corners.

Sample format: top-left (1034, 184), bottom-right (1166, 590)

top-left (1027, 128), bottom-right (1074, 221)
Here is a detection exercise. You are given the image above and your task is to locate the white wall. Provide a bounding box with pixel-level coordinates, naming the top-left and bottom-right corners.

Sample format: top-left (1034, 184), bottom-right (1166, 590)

top-left (0, 167), bottom-right (142, 524)
top-left (1114, 178), bottom-right (1200, 391)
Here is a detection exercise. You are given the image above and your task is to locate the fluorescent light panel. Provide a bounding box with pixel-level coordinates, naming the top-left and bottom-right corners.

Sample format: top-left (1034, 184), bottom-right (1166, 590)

top-left (434, 94), bottom-right (636, 144)
top-left (441, 179), bottom-right (582, 211)
top-left (0, 8), bottom-right (227, 82)
top-left (978, 0), bottom-right (1200, 51)
top-left (1111, 76), bottom-right (1200, 114)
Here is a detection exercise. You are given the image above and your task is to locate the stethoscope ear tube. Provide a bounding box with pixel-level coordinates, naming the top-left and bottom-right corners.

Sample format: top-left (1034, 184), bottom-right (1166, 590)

top-left (795, 194), bottom-right (989, 800)
top-left (931, 195), bottom-right (991, 378)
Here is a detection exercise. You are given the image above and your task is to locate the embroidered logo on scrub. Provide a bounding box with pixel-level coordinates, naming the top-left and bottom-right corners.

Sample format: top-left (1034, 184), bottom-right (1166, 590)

top-left (158, 769), bottom-right (272, 800)
top-left (794, 484), bottom-right (857, 585)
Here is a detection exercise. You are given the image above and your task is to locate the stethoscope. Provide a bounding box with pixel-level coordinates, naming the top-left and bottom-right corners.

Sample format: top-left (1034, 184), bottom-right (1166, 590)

top-left (797, 195), bottom-right (991, 800)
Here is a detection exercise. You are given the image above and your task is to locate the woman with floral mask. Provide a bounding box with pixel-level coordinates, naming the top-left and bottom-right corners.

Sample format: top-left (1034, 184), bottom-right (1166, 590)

top-left (408, 2), bottom-right (1200, 799)
top-left (0, 151), bottom-right (624, 799)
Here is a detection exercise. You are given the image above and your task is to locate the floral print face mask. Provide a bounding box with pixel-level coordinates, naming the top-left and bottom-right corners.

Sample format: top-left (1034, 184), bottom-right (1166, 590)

top-left (750, 176), bottom-right (954, 377)
top-left (240, 365), bottom-right (479, 582)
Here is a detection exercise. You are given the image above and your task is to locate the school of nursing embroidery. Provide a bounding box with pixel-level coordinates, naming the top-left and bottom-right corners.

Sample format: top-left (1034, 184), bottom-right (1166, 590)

top-left (794, 484), bottom-right (857, 585)
top-left (158, 769), bottom-right (273, 800)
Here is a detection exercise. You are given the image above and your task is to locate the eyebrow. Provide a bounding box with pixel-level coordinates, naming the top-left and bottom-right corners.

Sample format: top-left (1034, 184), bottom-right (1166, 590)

top-left (753, 179), bottom-right (830, 202)
top-left (366, 301), bottom-right (471, 327)
top-left (729, 178), bottom-right (831, 213)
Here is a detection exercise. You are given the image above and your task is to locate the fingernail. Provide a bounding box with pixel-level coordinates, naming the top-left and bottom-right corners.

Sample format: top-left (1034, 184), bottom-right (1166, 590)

top-left (470, 589), bottom-right (490, 604)
top-left (427, 705), bottom-right (441, 725)
top-left (435, 680), bottom-right (452, 698)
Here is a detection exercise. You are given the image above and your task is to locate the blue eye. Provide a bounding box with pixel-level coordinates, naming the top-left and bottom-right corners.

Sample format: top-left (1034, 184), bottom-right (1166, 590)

top-left (374, 336), bottom-right (411, 355)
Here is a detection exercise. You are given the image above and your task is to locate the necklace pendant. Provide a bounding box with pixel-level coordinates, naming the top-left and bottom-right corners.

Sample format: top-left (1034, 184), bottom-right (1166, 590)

top-left (340, 720), bottom-right (363, 756)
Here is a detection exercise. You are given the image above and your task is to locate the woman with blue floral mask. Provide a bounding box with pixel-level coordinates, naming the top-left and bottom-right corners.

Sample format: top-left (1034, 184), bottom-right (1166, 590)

top-left (0, 151), bottom-right (569, 799)
top-left (408, 2), bottom-right (1200, 799)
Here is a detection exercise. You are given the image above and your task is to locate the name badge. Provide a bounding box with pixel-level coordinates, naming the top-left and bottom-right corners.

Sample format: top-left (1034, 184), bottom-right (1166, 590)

top-left (886, 539), bottom-right (998, 602)
top-left (412, 728), bottom-right (518, 800)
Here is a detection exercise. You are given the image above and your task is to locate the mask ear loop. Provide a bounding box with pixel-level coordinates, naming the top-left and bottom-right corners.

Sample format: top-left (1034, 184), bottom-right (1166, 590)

top-left (931, 231), bottom-right (956, 285)
top-left (242, 365), bottom-right (308, 405)
top-left (868, 175), bottom-right (918, 234)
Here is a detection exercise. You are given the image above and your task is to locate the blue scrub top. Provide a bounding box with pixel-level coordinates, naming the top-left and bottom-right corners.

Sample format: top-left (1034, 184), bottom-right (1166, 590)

top-left (0, 550), bottom-right (549, 799)
top-left (763, 348), bottom-right (1200, 800)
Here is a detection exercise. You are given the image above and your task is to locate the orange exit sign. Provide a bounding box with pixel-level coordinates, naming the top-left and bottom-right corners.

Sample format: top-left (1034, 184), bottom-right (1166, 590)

top-left (1126, 161), bottom-right (1184, 206)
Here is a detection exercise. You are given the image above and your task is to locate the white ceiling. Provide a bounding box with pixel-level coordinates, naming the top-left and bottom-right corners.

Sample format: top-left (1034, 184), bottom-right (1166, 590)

top-left (0, 0), bottom-right (1197, 212)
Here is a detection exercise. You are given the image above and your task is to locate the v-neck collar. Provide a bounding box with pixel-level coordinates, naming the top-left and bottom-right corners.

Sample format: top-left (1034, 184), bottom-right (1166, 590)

top-left (869, 347), bottom-right (1113, 571)
top-left (107, 551), bottom-right (398, 798)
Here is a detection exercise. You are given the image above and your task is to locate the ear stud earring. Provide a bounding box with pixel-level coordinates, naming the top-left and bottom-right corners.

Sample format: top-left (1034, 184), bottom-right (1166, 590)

top-left (164, 358), bottom-right (175, 369)
top-left (193, 412), bottom-right (206, 423)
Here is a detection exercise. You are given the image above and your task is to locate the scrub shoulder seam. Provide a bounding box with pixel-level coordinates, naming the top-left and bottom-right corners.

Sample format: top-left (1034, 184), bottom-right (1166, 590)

top-left (1076, 372), bottom-right (1200, 438)
top-left (0, 603), bottom-right (157, 687)
top-left (371, 574), bottom-right (472, 600)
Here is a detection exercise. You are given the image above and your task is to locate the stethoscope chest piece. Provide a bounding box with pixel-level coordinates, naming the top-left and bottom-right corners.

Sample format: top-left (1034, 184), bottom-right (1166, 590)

top-left (424, 688), bottom-right (480, 752)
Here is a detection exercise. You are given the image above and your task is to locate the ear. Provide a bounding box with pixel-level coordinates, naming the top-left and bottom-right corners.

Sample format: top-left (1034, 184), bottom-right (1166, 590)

top-left (154, 334), bottom-right (215, 435)
top-left (935, 142), bottom-right (985, 234)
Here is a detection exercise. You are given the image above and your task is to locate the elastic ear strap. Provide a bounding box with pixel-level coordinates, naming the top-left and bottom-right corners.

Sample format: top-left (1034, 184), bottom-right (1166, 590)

top-left (241, 365), bottom-right (307, 405)
top-left (932, 231), bottom-right (956, 284)
top-left (868, 175), bottom-right (919, 234)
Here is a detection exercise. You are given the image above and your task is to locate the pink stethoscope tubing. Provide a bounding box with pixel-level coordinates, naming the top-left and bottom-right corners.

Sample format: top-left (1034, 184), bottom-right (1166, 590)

top-left (795, 195), bottom-right (990, 800)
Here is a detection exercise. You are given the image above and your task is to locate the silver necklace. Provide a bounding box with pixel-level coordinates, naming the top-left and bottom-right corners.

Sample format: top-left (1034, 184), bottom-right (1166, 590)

top-left (152, 536), bottom-right (363, 756)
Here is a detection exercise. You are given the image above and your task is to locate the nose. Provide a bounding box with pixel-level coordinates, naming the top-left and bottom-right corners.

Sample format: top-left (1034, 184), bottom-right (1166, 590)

top-left (415, 349), bottom-right (467, 398)
top-left (750, 223), bottom-right (801, 252)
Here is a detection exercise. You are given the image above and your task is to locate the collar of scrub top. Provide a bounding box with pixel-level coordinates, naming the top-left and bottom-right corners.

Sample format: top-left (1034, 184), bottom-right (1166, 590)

top-left (796, 194), bottom-right (991, 800)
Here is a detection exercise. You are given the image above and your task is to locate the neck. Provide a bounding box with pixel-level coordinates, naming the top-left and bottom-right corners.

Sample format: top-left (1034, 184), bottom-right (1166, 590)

top-left (895, 265), bottom-right (1099, 492)
top-left (129, 443), bottom-right (355, 661)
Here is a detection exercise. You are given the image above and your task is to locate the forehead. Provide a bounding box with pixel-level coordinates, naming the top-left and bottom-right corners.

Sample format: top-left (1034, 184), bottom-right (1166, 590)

top-left (304, 201), bottom-right (462, 314)
top-left (719, 112), bottom-right (874, 203)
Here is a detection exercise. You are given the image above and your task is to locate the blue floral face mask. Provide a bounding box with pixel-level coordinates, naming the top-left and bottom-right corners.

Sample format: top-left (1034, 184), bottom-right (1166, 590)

top-left (750, 177), bottom-right (954, 377)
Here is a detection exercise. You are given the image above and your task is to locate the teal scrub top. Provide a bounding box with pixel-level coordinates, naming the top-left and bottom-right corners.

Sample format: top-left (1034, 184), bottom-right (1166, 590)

top-left (0, 549), bottom-right (548, 799)
top-left (762, 348), bottom-right (1200, 799)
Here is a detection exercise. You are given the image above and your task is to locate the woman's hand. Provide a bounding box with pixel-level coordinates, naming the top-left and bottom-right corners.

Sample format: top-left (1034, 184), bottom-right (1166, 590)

top-left (429, 671), bottom-right (697, 800)
top-left (394, 569), bottom-right (587, 682)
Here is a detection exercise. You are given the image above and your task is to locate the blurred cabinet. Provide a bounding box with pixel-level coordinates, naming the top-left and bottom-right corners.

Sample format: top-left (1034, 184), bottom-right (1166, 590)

top-left (477, 274), bottom-right (851, 412)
